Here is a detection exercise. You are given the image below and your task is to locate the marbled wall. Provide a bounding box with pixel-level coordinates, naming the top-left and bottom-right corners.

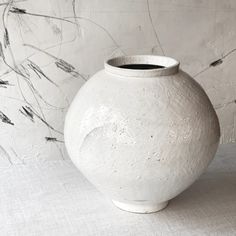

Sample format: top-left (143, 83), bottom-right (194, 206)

top-left (0, 0), bottom-right (236, 164)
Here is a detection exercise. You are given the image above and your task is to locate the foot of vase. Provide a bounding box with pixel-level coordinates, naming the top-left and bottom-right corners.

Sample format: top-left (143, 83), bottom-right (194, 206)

top-left (112, 200), bottom-right (168, 214)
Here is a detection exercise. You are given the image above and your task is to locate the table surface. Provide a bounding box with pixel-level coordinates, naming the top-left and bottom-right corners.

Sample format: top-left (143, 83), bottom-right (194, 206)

top-left (0, 143), bottom-right (236, 236)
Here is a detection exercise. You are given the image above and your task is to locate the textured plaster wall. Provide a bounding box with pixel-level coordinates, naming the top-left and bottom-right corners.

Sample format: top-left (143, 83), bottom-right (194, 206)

top-left (0, 0), bottom-right (236, 164)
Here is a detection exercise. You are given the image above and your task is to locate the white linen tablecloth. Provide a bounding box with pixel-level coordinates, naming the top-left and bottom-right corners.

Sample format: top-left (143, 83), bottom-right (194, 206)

top-left (0, 143), bottom-right (236, 236)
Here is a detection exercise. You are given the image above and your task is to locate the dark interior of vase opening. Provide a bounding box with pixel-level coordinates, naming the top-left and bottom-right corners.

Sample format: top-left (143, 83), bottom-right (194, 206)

top-left (118, 64), bottom-right (165, 70)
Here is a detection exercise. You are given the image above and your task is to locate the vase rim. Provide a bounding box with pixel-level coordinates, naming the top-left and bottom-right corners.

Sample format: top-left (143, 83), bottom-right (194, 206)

top-left (104, 55), bottom-right (180, 77)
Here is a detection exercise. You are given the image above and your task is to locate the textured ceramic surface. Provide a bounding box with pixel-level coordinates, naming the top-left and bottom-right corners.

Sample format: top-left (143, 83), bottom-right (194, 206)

top-left (64, 55), bottom-right (220, 213)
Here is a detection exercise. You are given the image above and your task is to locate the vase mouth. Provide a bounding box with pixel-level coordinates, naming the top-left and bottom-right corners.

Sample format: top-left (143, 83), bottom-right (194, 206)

top-left (105, 55), bottom-right (180, 77)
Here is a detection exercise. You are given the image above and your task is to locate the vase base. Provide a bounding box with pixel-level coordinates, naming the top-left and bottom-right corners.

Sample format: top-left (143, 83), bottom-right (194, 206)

top-left (112, 199), bottom-right (168, 214)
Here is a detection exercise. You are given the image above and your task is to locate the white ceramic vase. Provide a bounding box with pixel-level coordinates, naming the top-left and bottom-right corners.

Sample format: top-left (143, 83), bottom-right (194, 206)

top-left (64, 55), bottom-right (220, 213)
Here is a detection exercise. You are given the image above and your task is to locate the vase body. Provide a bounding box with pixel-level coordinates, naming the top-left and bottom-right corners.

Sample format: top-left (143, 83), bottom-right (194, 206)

top-left (64, 55), bottom-right (220, 213)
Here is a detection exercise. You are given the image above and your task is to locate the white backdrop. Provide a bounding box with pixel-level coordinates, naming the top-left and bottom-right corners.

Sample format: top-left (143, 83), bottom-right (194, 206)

top-left (0, 0), bottom-right (236, 164)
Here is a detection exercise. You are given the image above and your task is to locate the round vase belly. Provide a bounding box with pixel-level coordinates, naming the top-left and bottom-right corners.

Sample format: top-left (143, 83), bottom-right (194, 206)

top-left (64, 55), bottom-right (220, 213)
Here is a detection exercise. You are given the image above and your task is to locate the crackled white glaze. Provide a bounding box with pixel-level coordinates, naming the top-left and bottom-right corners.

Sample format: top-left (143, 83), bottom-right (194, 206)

top-left (64, 55), bottom-right (220, 213)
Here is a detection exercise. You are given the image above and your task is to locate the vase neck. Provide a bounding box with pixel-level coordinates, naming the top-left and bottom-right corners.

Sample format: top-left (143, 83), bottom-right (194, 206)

top-left (105, 55), bottom-right (179, 77)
